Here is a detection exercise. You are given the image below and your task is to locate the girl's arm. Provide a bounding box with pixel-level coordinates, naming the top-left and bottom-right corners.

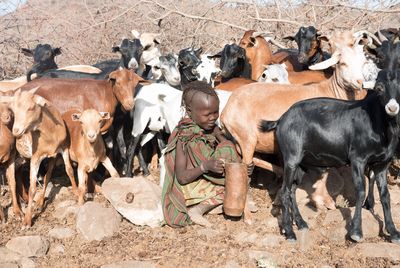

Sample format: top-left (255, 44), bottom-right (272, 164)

top-left (175, 139), bottom-right (224, 185)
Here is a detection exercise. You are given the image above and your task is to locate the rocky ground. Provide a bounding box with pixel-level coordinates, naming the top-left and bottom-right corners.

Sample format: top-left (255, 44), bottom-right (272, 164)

top-left (1, 164), bottom-right (400, 268)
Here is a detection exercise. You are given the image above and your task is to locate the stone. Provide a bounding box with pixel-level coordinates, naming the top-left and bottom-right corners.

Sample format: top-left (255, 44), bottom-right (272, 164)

top-left (33, 182), bottom-right (54, 203)
top-left (350, 242), bottom-right (400, 261)
top-left (20, 258), bottom-right (36, 268)
top-left (322, 209), bottom-right (348, 226)
top-left (53, 200), bottom-right (79, 220)
top-left (55, 199), bottom-right (76, 210)
top-left (102, 176), bottom-right (163, 228)
top-left (6, 236), bottom-right (49, 257)
top-left (100, 260), bottom-right (156, 268)
top-left (321, 222), bottom-right (347, 244)
top-left (48, 227), bottom-right (75, 239)
top-left (76, 201), bottom-right (121, 241)
top-left (48, 244), bottom-right (65, 255)
top-left (0, 247), bottom-right (22, 263)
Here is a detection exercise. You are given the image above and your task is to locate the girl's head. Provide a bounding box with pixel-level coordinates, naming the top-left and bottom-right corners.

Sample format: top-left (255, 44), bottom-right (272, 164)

top-left (182, 81), bottom-right (219, 131)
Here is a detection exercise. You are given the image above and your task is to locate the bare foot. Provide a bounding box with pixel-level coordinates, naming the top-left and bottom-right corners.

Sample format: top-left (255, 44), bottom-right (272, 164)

top-left (188, 205), bottom-right (212, 227)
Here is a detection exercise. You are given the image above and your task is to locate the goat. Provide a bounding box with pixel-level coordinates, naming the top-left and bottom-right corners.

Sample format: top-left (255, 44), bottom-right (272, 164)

top-left (151, 54), bottom-right (181, 87)
top-left (5, 87), bottom-right (75, 227)
top-left (220, 31), bottom-right (372, 221)
top-left (259, 63), bottom-right (329, 84)
top-left (63, 109), bottom-right (119, 205)
top-left (0, 102), bottom-right (19, 221)
top-left (196, 54), bottom-right (221, 87)
top-left (258, 69), bottom-right (400, 243)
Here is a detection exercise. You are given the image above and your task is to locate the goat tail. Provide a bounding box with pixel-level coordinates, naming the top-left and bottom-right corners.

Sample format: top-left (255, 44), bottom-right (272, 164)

top-left (258, 119), bottom-right (278, 132)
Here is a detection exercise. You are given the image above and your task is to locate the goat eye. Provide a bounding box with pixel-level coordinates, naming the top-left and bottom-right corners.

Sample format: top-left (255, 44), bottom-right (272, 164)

top-left (340, 62), bottom-right (347, 67)
top-left (144, 45), bottom-right (151, 50)
top-left (262, 73), bottom-right (266, 78)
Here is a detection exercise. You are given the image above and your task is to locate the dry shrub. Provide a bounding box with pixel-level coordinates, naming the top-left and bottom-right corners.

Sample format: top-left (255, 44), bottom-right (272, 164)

top-left (0, 0), bottom-right (399, 79)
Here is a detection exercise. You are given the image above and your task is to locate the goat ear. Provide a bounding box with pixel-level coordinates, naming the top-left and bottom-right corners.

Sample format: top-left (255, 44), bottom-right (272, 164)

top-left (317, 35), bottom-right (329, 42)
top-left (71, 113), bottom-right (82, 121)
top-left (28, 86), bottom-right (40, 95)
top-left (33, 95), bottom-right (47, 107)
top-left (99, 112), bottom-right (110, 120)
top-left (249, 37), bottom-right (257, 47)
top-left (283, 36), bottom-right (295, 41)
top-left (112, 46), bottom-right (120, 53)
top-left (21, 48), bottom-right (33, 57)
top-left (195, 47), bottom-right (203, 57)
top-left (53, 47), bottom-right (62, 55)
top-left (208, 52), bottom-right (221, 59)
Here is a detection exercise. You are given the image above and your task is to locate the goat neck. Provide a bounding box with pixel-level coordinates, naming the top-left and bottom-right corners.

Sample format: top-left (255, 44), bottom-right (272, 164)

top-left (326, 71), bottom-right (366, 100)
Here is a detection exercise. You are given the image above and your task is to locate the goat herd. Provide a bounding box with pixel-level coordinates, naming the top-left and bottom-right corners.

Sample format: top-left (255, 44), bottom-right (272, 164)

top-left (0, 26), bottom-right (399, 244)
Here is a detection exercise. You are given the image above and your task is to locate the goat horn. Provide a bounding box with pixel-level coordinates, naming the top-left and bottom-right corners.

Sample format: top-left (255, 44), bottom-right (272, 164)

top-left (309, 51), bottom-right (340, 70)
top-left (377, 30), bottom-right (388, 42)
top-left (353, 30), bottom-right (382, 46)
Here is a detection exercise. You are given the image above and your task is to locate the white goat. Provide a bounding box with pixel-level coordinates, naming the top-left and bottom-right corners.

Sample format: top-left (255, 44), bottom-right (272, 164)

top-left (258, 63), bottom-right (290, 84)
top-left (196, 54), bottom-right (221, 87)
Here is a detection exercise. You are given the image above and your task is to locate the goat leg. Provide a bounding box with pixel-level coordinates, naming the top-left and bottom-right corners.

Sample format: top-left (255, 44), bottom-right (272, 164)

top-left (349, 162), bottom-right (366, 242)
top-left (374, 165), bottom-right (400, 244)
top-left (125, 135), bottom-right (141, 177)
top-left (35, 158), bottom-right (55, 212)
top-left (6, 150), bottom-right (23, 220)
top-left (23, 156), bottom-right (42, 227)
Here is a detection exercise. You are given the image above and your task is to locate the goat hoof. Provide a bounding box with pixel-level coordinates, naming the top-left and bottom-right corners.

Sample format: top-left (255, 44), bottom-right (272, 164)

top-left (350, 233), bottom-right (363, 242)
top-left (283, 230), bottom-right (296, 241)
top-left (297, 222), bottom-right (309, 230)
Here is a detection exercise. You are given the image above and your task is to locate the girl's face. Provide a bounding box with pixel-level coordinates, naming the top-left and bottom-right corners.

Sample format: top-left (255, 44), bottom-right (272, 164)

top-left (188, 93), bottom-right (219, 131)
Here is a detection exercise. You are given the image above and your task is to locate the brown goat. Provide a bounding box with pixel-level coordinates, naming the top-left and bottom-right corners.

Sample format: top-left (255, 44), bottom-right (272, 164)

top-left (0, 102), bottom-right (17, 222)
top-left (8, 87), bottom-right (75, 227)
top-left (221, 31), bottom-right (370, 222)
top-left (19, 69), bottom-right (143, 133)
top-left (63, 109), bottom-right (119, 205)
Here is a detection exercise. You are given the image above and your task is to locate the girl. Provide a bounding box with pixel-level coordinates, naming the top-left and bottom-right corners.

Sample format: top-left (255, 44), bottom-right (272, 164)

top-left (161, 81), bottom-right (240, 227)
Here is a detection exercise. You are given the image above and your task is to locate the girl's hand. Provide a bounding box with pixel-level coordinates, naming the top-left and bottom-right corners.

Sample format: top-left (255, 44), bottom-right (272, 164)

top-left (212, 126), bottom-right (226, 142)
top-left (202, 159), bottom-right (225, 174)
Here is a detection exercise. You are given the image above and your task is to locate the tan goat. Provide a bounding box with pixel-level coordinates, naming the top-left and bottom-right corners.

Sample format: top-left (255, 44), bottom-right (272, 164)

top-left (8, 87), bottom-right (75, 227)
top-left (63, 109), bottom-right (119, 205)
top-left (221, 31), bottom-right (371, 223)
top-left (0, 102), bottom-right (17, 222)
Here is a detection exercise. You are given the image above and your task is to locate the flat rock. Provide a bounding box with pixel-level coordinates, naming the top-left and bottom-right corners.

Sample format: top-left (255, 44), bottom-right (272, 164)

top-left (6, 236), bottom-right (49, 257)
top-left (76, 201), bottom-right (121, 241)
top-left (349, 242), bottom-right (400, 261)
top-left (48, 227), bottom-right (75, 239)
top-left (53, 200), bottom-right (79, 220)
top-left (100, 260), bottom-right (156, 268)
top-left (48, 244), bottom-right (65, 255)
top-left (0, 247), bottom-right (22, 263)
top-left (102, 176), bottom-right (163, 228)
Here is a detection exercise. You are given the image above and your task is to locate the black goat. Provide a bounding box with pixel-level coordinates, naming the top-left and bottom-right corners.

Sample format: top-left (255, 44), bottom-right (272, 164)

top-left (259, 69), bottom-right (400, 243)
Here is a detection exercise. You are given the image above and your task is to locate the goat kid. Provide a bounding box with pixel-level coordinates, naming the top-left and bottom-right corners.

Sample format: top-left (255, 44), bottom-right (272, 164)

top-left (63, 109), bottom-right (119, 205)
top-left (259, 69), bottom-right (400, 243)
